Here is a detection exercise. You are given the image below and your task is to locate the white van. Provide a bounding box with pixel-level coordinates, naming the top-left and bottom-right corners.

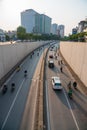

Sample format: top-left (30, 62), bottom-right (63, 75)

top-left (52, 76), bottom-right (62, 90)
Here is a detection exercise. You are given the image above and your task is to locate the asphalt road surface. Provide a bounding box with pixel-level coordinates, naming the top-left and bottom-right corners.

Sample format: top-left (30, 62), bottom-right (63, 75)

top-left (45, 43), bottom-right (87, 130)
top-left (0, 44), bottom-right (50, 130)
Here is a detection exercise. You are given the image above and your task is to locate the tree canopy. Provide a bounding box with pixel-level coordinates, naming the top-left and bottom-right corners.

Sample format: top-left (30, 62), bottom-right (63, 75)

top-left (17, 26), bottom-right (26, 40)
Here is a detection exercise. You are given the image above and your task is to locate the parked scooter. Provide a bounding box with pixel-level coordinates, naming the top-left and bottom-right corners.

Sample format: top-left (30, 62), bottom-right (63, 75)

top-left (2, 85), bottom-right (8, 94)
top-left (11, 83), bottom-right (15, 92)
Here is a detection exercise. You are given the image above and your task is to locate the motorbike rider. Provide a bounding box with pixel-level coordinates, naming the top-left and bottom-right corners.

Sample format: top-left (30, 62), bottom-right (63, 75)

top-left (30, 54), bottom-right (32, 58)
top-left (67, 81), bottom-right (73, 98)
top-left (67, 81), bottom-right (71, 89)
top-left (2, 84), bottom-right (8, 94)
top-left (37, 52), bottom-right (39, 56)
top-left (11, 82), bottom-right (15, 92)
top-left (68, 88), bottom-right (72, 97)
top-left (24, 70), bottom-right (27, 77)
top-left (16, 65), bottom-right (20, 72)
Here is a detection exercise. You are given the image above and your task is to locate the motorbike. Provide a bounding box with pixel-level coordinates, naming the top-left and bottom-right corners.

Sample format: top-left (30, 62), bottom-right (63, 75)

top-left (11, 83), bottom-right (15, 92)
top-left (2, 85), bottom-right (8, 94)
top-left (24, 73), bottom-right (27, 77)
top-left (16, 66), bottom-right (20, 72)
top-left (32, 51), bottom-right (34, 55)
top-left (30, 54), bottom-right (32, 58)
top-left (68, 89), bottom-right (73, 99)
top-left (24, 70), bottom-right (27, 77)
top-left (67, 81), bottom-right (71, 89)
top-left (37, 53), bottom-right (39, 56)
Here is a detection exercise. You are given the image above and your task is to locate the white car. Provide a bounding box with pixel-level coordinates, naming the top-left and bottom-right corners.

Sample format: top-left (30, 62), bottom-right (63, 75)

top-left (52, 76), bottom-right (62, 90)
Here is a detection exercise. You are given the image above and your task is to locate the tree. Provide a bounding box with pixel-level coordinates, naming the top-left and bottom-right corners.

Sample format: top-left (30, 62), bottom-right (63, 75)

top-left (5, 35), bottom-right (10, 41)
top-left (17, 26), bottom-right (26, 40)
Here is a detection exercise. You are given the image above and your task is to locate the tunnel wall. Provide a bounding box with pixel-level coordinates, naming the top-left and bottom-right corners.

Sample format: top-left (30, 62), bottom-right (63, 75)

top-left (60, 41), bottom-right (87, 87)
top-left (0, 41), bottom-right (47, 79)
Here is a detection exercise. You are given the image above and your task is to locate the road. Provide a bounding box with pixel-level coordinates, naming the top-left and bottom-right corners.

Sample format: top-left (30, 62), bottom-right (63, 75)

top-left (45, 43), bottom-right (87, 130)
top-left (0, 43), bottom-right (50, 130)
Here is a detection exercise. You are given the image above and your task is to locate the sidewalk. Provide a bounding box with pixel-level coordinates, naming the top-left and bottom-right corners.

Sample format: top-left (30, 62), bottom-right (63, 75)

top-left (57, 49), bottom-right (87, 96)
top-left (0, 41), bottom-right (16, 45)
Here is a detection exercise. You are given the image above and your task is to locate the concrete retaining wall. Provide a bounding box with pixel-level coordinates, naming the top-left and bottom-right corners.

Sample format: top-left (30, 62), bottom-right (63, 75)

top-left (0, 41), bottom-right (47, 79)
top-left (60, 42), bottom-right (87, 87)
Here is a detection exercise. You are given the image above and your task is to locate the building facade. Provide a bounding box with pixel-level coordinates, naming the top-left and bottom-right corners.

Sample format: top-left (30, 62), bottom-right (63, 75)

top-left (0, 29), bottom-right (5, 42)
top-left (21, 9), bottom-right (40, 34)
top-left (51, 23), bottom-right (58, 35)
top-left (58, 25), bottom-right (65, 38)
top-left (5, 30), bottom-right (17, 40)
top-left (40, 14), bottom-right (51, 34)
top-left (21, 9), bottom-right (51, 34)
top-left (78, 20), bottom-right (87, 33)
top-left (72, 27), bottom-right (78, 34)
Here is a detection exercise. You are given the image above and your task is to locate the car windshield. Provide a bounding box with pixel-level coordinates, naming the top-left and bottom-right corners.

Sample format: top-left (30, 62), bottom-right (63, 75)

top-left (55, 83), bottom-right (61, 86)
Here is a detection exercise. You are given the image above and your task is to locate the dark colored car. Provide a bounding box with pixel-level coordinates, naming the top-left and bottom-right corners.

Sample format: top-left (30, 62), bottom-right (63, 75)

top-left (49, 54), bottom-right (53, 58)
top-left (48, 60), bottom-right (54, 68)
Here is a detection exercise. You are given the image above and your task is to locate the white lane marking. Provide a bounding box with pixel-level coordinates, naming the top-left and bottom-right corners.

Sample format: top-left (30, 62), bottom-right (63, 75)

top-left (5, 71), bottom-right (16, 84)
top-left (46, 80), bottom-right (51, 130)
top-left (63, 89), bottom-right (80, 130)
top-left (0, 71), bottom-right (16, 92)
top-left (1, 79), bottom-right (25, 130)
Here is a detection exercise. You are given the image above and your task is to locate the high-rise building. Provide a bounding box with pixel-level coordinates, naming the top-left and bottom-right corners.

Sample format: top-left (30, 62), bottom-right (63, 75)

top-left (58, 25), bottom-right (65, 38)
top-left (51, 24), bottom-right (58, 35)
top-left (40, 14), bottom-right (51, 34)
top-left (21, 9), bottom-right (51, 34)
top-left (21, 9), bottom-right (40, 34)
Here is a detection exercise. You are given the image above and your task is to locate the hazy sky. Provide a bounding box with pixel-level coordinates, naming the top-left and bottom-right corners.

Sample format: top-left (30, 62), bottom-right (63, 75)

top-left (0, 0), bottom-right (87, 35)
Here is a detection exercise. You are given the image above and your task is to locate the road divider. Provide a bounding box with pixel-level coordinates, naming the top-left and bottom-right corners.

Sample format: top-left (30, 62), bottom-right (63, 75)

top-left (34, 49), bottom-right (47, 130)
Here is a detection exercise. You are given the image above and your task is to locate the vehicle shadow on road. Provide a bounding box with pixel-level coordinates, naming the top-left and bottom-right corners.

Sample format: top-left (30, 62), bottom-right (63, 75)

top-left (49, 66), bottom-right (60, 74)
top-left (72, 98), bottom-right (87, 117)
top-left (62, 71), bottom-right (72, 79)
top-left (54, 90), bottom-right (73, 110)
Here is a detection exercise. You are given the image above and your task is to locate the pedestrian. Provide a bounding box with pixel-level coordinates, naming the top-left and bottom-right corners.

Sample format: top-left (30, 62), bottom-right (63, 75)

top-left (73, 81), bottom-right (77, 89)
top-left (60, 66), bottom-right (63, 72)
top-left (58, 60), bottom-right (60, 65)
top-left (58, 52), bottom-right (59, 56)
top-left (55, 55), bottom-right (57, 59)
top-left (67, 81), bottom-right (72, 90)
top-left (61, 60), bottom-right (63, 64)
